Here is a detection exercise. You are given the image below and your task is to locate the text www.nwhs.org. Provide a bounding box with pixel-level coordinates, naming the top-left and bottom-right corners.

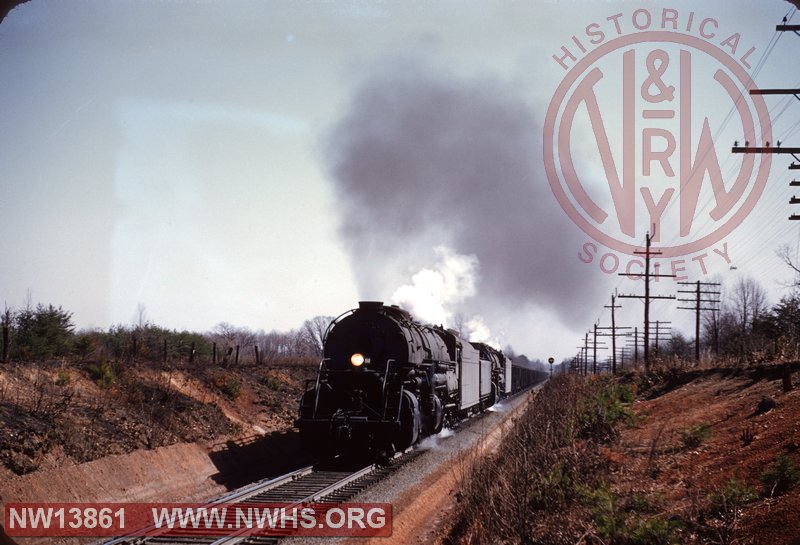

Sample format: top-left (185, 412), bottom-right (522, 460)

top-left (4, 502), bottom-right (392, 537)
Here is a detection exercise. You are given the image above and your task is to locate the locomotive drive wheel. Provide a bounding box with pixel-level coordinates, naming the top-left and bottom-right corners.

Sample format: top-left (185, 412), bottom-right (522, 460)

top-left (396, 391), bottom-right (421, 451)
top-left (432, 395), bottom-right (444, 434)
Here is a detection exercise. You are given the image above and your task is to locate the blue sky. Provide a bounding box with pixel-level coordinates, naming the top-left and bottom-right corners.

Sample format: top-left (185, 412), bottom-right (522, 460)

top-left (1, 0), bottom-right (799, 360)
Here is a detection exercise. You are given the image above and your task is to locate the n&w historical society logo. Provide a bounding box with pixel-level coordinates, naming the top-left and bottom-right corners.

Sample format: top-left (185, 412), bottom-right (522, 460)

top-left (544, 8), bottom-right (772, 280)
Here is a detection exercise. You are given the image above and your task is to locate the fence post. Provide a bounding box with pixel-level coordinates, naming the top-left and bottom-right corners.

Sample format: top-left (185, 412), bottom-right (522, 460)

top-left (2, 324), bottom-right (8, 363)
top-left (163, 338), bottom-right (168, 363)
top-left (234, 345), bottom-right (240, 366)
top-left (254, 345), bottom-right (260, 366)
top-left (189, 342), bottom-right (196, 364)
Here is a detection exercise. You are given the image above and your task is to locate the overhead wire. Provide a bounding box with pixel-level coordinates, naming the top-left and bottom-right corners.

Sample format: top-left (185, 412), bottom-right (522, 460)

top-left (575, 8), bottom-right (798, 350)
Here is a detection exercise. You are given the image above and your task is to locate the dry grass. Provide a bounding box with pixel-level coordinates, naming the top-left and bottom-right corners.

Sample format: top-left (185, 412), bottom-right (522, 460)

top-left (444, 375), bottom-right (644, 545)
top-left (442, 365), bottom-right (800, 545)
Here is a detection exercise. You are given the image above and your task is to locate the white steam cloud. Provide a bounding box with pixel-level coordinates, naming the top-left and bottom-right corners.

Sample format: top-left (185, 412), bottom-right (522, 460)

top-left (391, 246), bottom-right (478, 326)
top-left (465, 315), bottom-right (500, 348)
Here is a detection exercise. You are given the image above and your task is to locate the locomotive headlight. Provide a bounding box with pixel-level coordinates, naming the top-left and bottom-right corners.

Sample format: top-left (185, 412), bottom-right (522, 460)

top-left (350, 353), bottom-right (365, 367)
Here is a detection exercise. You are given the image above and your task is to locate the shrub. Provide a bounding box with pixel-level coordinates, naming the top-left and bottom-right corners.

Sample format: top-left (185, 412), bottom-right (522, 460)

top-left (680, 423), bottom-right (711, 449)
top-left (222, 378), bottom-right (241, 399)
top-left (87, 361), bottom-right (117, 389)
top-left (760, 455), bottom-right (800, 497)
top-left (72, 334), bottom-right (94, 359)
top-left (55, 370), bottom-right (70, 387)
top-left (628, 516), bottom-right (683, 545)
top-left (263, 374), bottom-right (282, 391)
top-left (618, 382), bottom-right (636, 403)
top-left (577, 377), bottom-right (633, 442)
top-left (708, 475), bottom-right (758, 515)
top-left (584, 484), bottom-right (680, 545)
top-left (12, 304), bottom-right (75, 359)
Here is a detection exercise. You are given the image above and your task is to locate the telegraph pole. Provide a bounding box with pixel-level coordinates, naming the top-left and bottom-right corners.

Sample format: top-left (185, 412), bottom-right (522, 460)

top-left (733, 143), bottom-right (800, 219)
top-left (619, 232), bottom-right (676, 372)
top-left (590, 324), bottom-right (609, 375)
top-left (731, 61), bottom-right (800, 220)
top-left (583, 333), bottom-right (589, 375)
top-left (597, 294), bottom-right (630, 374)
top-left (626, 326), bottom-right (639, 365)
top-left (650, 320), bottom-right (672, 357)
top-left (677, 280), bottom-right (721, 361)
top-left (607, 295), bottom-right (620, 374)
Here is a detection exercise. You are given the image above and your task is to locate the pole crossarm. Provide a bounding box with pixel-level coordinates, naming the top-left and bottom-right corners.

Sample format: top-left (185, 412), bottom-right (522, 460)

top-left (731, 147), bottom-right (800, 154)
top-left (676, 280), bottom-right (720, 361)
top-left (749, 88), bottom-right (800, 95)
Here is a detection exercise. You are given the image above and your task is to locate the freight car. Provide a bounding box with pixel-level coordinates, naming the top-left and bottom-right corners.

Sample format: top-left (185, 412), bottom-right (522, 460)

top-left (296, 301), bottom-right (541, 460)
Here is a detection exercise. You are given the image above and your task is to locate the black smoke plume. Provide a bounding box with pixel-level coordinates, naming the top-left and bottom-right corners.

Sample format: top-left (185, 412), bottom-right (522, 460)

top-left (324, 57), bottom-right (608, 329)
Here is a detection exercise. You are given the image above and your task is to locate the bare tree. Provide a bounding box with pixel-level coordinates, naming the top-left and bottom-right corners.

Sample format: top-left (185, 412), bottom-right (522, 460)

top-left (729, 276), bottom-right (768, 335)
top-left (134, 303), bottom-right (148, 329)
top-left (301, 315), bottom-right (334, 357)
top-left (209, 322), bottom-right (257, 361)
top-left (451, 312), bottom-right (468, 338)
top-left (702, 303), bottom-right (722, 355)
top-left (777, 244), bottom-right (800, 286)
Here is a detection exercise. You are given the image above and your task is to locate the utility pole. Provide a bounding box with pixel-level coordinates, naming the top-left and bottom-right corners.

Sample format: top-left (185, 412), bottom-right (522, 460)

top-left (733, 141), bottom-right (800, 219)
top-left (619, 232), bottom-right (676, 372)
top-left (591, 323), bottom-right (608, 375)
top-left (607, 295), bottom-right (619, 375)
top-left (677, 281), bottom-right (721, 361)
top-left (650, 320), bottom-right (672, 357)
top-left (597, 294), bottom-right (630, 375)
top-left (583, 333), bottom-right (589, 375)
top-left (730, 44), bottom-right (800, 220)
top-left (617, 346), bottom-right (631, 369)
top-left (625, 326), bottom-right (640, 366)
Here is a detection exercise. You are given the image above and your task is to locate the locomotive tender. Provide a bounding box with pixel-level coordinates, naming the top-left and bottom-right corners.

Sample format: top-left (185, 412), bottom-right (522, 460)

top-left (296, 301), bottom-right (539, 459)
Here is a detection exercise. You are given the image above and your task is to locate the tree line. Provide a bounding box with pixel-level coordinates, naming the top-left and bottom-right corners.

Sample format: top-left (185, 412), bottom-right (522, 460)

top-left (640, 275), bottom-right (800, 364)
top-left (0, 303), bottom-right (333, 365)
top-left (4, 275), bottom-right (800, 367)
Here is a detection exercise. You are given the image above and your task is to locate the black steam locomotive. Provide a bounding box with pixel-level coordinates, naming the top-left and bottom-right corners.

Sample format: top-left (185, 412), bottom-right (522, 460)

top-left (296, 301), bottom-right (540, 459)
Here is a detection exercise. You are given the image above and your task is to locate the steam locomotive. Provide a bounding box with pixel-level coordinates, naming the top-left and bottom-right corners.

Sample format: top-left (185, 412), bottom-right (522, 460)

top-left (295, 301), bottom-right (541, 460)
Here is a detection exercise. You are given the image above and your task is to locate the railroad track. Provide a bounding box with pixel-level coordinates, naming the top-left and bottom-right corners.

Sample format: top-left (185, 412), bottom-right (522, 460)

top-left (99, 450), bottom-right (424, 545)
top-left (99, 385), bottom-right (542, 545)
